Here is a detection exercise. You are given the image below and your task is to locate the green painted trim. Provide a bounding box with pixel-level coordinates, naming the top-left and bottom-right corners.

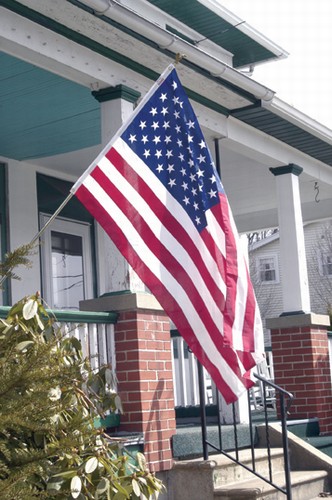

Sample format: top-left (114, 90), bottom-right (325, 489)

top-left (166, 24), bottom-right (196, 45)
top-left (47, 309), bottom-right (118, 324)
top-left (94, 413), bottom-right (120, 429)
top-left (2, 0), bottom-right (256, 116)
top-left (0, 164), bottom-right (9, 306)
top-left (92, 85), bottom-right (141, 104)
top-left (269, 164), bottom-right (303, 177)
top-left (100, 290), bottom-right (132, 297)
top-left (0, 305), bottom-right (117, 323)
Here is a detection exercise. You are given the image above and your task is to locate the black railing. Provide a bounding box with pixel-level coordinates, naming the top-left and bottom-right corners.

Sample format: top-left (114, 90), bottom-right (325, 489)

top-left (198, 366), bottom-right (294, 499)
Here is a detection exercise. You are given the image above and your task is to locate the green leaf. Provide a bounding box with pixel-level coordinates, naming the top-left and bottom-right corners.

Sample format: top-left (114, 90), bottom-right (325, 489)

top-left (97, 477), bottom-right (110, 495)
top-left (15, 340), bottom-right (34, 352)
top-left (85, 456), bottom-right (98, 473)
top-left (70, 475), bottom-right (82, 498)
top-left (22, 298), bottom-right (38, 320)
top-left (136, 452), bottom-right (147, 471)
top-left (132, 478), bottom-right (140, 497)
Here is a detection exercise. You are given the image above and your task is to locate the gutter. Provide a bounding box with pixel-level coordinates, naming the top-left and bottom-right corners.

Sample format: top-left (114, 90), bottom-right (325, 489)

top-left (75, 0), bottom-right (276, 103)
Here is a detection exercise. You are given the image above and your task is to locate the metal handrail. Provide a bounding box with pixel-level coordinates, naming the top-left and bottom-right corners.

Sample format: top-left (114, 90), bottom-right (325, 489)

top-left (200, 369), bottom-right (294, 499)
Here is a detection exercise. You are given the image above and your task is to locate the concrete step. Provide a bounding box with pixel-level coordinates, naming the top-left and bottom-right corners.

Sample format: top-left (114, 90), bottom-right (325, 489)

top-left (211, 448), bottom-right (285, 488)
top-left (214, 470), bottom-right (328, 500)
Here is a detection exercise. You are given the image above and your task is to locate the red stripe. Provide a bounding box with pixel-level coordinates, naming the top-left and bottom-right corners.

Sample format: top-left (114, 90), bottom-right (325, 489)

top-left (75, 183), bottom-right (248, 402)
top-left (106, 147), bottom-right (226, 307)
top-left (89, 165), bottom-right (252, 387)
top-left (90, 165), bottom-right (225, 347)
top-left (211, 196), bottom-right (239, 347)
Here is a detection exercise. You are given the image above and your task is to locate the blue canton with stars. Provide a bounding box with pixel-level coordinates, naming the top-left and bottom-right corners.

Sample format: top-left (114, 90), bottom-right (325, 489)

top-left (121, 68), bottom-right (224, 231)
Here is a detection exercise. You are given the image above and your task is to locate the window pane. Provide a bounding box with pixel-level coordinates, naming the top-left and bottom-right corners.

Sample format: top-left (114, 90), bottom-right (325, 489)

top-left (51, 231), bottom-right (85, 309)
top-left (259, 258), bottom-right (276, 282)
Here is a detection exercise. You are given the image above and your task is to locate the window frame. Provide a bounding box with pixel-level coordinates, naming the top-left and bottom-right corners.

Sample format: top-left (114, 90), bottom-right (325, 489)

top-left (40, 213), bottom-right (94, 310)
top-left (256, 254), bottom-right (279, 284)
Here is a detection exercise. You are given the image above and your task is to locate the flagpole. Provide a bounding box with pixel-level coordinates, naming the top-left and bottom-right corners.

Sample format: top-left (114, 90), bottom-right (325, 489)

top-left (197, 359), bottom-right (209, 460)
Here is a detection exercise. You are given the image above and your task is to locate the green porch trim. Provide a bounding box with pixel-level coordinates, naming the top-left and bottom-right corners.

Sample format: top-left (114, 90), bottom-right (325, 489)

top-left (0, 306), bottom-right (118, 323)
top-left (92, 85), bottom-right (141, 104)
top-left (269, 164), bottom-right (303, 177)
top-left (2, 0), bottom-right (257, 114)
top-left (0, 164), bottom-right (9, 306)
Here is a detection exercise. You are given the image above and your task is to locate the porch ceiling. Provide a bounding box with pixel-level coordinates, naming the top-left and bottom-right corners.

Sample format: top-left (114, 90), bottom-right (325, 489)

top-left (1, 0), bottom-right (332, 232)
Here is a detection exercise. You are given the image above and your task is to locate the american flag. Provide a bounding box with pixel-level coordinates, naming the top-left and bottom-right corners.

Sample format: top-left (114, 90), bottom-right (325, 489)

top-left (72, 65), bottom-right (264, 403)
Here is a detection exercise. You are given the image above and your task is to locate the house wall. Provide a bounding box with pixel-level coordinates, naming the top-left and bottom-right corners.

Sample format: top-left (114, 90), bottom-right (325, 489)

top-left (305, 220), bottom-right (332, 315)
top-left (250, 220), bottom-right (332, 347)
top-left (250, 239), bottom-right (283, 346)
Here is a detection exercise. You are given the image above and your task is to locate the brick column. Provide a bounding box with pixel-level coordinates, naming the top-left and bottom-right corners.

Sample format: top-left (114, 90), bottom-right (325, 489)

top-left (81, 292), bottom-right (176, 472)
top-left (267, 313), bottom-right (332, 434)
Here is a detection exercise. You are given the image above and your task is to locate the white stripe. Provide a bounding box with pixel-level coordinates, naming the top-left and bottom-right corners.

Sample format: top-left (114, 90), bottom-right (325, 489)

top-left (205, 209), bottom-right (226, 257)
top-left (83, 175), bottom-right (246, 396)
top-left (114, 138), bottom-right (226, 297)
top-left (98, 155), bottom-right (225, 331)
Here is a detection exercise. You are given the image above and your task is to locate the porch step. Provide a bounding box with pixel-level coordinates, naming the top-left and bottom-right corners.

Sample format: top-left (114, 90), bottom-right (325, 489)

top-left (170, 446), bottom-right (330, 500)
top-left (214, 470), bottom-right (328, 500)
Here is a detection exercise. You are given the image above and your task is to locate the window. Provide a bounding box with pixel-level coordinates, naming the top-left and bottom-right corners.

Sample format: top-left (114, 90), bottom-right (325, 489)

top-left (40, 214), bottom-right (93, 310)
top-left (321, 253), bottom-right (332, 276)
top-left (37, 173), bottom-right (96, 310)
top-left (258, 255), bottom-right (279, 283)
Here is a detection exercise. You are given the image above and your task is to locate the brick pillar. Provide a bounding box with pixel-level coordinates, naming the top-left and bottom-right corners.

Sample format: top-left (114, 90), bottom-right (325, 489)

top-left (267, 313), bottom-right (332, 434)
top-left (80, 292), bottom-right (176, 472)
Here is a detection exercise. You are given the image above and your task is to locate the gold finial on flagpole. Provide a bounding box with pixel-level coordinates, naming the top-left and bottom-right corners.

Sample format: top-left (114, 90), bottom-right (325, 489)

top-left (174, 53), bottom-right (186, 65)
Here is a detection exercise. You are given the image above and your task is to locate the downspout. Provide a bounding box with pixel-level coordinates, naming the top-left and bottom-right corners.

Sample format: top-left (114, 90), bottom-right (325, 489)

top-left (75, 0), bottom-right (275, 103)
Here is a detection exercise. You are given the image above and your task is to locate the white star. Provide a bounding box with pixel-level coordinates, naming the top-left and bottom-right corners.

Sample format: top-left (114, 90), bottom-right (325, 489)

top-left (166, 150), bottom-right (173, 159)
top-left (182, 181), bottom-right (188, 190)
top-left (139, 121), bottom-right (146, 130)
top-left (151, 121), bottom-right (159, 130)
top-left (167, 164), bottom-right (174, 173)
top-left (153, 136), bottom-right (161, 144)
top-left (143, 149), bottom-right (150, 158)
top-left (175, 125), bottom-right (181, 133)
top-left (149, 107), bottom-right (158, 116)
top-left (183, 196), bottom-right (190, 205)
top-left (208, 189), bottom-right (217, 198)
top-left (172, 81), bottom-right (178, 90)
top-left (180, 168), bottom-right (187, 176)
top-left (156, 164), bottom-right (163, 173)
top-left (164, 135), bottom-right (172, 144)
top-left (174, 110), bottom-right (180, 119)
top-left (193, 202), bottom-right (199, 211)
top-left (168, 178), bottom-right (176, 188)
top-left (141, 135), bottom-right (149, 144)
top-left (161, 107), bottom-right (168, 116)
top-left (198, 183), bottom-right (204, 192)
top-left (195, 216), bottom-right (201, 225)
top-left (190, 173), bottom-right (196, 182)
top-left (160, 93), bottom-right (167, 102)
top-left (187, 134), bottom-right (193, 143)
top-left (155, 150), bottom-right (162, 159)
top-left (191, 187), bottom-right (197, 196)
top-left (178, 153), bottom-right (185, 162)
top-left (210, 174), bottom-right (216, 184)
top-left (128, 134), bottom-right (136, 143)
top-left (197, 154), bottom-right (206, 163)
top-left (197, 168), bottom-right (204, 178)
top-left (199, 139), bottom-right (206, 149)
top-left (188, 159), bottom-right (195, 167)
top-left (162, 121), bottom-right (170, 130)
top-left (177, 139), bottom-right (183, 147)
top-left (187, 120), bottom-right (195, 129)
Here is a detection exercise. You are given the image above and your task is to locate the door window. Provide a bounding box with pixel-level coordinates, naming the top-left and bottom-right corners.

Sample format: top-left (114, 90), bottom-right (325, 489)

top-left (40, 214), bottom-right (93, 310)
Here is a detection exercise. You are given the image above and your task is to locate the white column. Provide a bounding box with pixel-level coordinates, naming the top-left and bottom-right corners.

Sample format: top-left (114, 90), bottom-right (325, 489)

top-left (92, 85), bottom-right (147, 295)
top-left (7, 160), bottom-right (41, 302)
top-left (270, 164), bottom-right (311, 314)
